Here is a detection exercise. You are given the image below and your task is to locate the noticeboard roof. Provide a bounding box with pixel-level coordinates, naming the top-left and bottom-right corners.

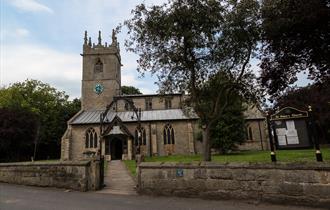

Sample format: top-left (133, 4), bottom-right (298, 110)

top-left (271, 107), bottom-right (308, 121)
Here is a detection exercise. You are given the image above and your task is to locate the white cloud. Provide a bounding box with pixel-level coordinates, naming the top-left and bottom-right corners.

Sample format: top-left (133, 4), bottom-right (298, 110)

top-left (121, 74), bottom-right (139, 86)
top-left (121, 68), bottom-right (157, 94)
top-left (9, 0), bottom-right (53, 13)
top-left (121, 53), bottom-right (158, 94)
top-left (1, 43), bottom-right (81, 98)
top-left (15, 28), bottom-right (30, 37)
top-left (0, 28), bottom-right (30, 42)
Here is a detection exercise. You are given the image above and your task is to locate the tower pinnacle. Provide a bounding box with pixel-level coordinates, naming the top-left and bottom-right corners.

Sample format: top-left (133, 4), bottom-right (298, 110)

top-left (84, 31), bottom-right (88, 45)
top-left (111, 29), bottom-right (117, 46)
top-left (98, 30), bottom-right (102, 45)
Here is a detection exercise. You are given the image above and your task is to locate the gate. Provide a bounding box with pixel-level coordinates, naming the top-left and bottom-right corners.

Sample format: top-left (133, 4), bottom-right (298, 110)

top-left (99, 156), bottom-right (104, 189)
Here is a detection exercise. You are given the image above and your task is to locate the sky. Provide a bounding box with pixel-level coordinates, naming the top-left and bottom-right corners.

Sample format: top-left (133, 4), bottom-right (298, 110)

top-left (0, 0), bottom-right (310, 100)
top-left (0, 0), bottom-right (168, 99)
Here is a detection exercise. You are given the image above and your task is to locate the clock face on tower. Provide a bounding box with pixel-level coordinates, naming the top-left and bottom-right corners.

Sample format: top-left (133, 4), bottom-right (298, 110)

top-left (94, 83), bottom-right (104, 95)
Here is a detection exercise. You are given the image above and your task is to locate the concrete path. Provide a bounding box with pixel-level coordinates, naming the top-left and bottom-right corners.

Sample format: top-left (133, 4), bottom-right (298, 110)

top-left (97, 160), bottom-right (137, 195)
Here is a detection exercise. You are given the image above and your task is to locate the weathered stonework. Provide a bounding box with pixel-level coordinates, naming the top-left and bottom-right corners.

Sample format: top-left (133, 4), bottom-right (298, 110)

top-left (0, 160), bottom-right (101, 191)
top-left (60, 31), bottom-right (268, 161)
top-left (138, 162), bottom-right (330, 208)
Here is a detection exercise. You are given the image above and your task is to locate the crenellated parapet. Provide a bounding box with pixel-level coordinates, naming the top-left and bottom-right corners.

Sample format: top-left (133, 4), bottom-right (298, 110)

top-left (82, 30), bottom-right (121, 63)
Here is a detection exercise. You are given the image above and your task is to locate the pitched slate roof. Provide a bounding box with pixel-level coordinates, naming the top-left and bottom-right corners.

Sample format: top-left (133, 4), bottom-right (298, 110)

top-left (70, 109), bottom-right (199, 125)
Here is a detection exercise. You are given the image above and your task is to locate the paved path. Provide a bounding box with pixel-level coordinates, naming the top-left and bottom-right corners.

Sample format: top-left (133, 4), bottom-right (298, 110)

top-left (97, 160), bottom-right (137, 195)
top-left (1, 183), bottom-right (324, 210)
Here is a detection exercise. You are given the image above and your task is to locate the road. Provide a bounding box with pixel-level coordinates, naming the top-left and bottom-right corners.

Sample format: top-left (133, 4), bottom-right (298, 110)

top-left (0, 183), bottom-right (323, 210)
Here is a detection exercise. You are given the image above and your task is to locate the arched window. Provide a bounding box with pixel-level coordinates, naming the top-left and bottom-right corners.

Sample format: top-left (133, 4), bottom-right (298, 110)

top-left (94, 58), bottom-right (103, 73)
top-left (85, 128), bottom-right (97, 148)
top-left (248, 127), bottom-right (253, 140)
top-left (135, 127), bottom-right (146, 146)
top-left (163, 124), bottom-right (175, 145)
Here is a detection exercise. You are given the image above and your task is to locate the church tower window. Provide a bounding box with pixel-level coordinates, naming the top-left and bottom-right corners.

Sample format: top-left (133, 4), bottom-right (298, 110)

top-left (145, 98), bottom-right (153, 110)
top-left (163, 124), bottom-right (175, 145)
top-left (134, 127), bottom-right (146, 146)
top-left (94, 58), bottom-right (103, 73)
top-left (85, 128), bottom-right (98, 148)
top-left (165, 98), bottom-right (172, 109)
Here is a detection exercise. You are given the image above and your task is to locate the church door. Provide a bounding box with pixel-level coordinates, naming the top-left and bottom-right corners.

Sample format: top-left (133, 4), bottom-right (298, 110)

top-left (110, 138), bottom-right (123, 160)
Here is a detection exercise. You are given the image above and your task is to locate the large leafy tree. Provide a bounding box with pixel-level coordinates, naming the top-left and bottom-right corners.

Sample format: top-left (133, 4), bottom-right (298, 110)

top-left (0, 80), bottom-right (80, 160)
top-left (124, 0), bottom-right (260, 160)
top-left (260, 0), bottom-right (330, 97)
top-left (121, 85), bottom-right (142, 95)
top-left (0, 108), bottom-right (38, 162)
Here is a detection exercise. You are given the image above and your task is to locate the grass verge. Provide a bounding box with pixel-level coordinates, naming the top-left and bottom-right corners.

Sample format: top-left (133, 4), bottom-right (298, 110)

top-left (123, 160), bottom-right (137, 177)
top-left (124, 148), bottom-right (330, 176)
top-left (146, 148), bottom-right (330, 163)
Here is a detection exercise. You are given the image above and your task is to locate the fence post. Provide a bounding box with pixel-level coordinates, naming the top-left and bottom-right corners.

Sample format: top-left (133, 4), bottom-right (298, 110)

top-left (266, 112), bottom-right (277, 162)
top-left (308, 105), bottom-right (323, 162)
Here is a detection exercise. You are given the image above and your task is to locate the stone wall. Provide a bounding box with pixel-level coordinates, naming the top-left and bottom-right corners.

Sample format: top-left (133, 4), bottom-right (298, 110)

top-left (138, 162), bottom-right (330, 208)
top-left (0, 160), bottom-right (101, 191)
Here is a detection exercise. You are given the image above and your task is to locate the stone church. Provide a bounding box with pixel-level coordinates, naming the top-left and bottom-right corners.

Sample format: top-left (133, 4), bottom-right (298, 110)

top-left (61, 31), bottom-right (268, 161)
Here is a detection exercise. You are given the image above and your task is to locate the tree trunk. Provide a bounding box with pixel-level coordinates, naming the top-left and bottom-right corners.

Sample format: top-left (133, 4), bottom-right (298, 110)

top-left (202, 124), bottom-right (211, 161)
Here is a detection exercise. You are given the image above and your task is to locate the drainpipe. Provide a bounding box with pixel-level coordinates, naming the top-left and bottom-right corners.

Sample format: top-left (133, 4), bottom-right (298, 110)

top-left (149, 122), bottom-right (152, 157)
top-left (258, 120), bottom-right (264, 150)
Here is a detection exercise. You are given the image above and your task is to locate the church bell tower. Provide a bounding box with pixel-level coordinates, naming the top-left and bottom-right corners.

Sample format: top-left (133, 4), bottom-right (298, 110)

top-left (81, 30), bottom-right (121, 110)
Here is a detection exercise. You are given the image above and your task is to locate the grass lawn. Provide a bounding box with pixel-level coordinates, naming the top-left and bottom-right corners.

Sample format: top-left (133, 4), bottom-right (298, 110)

top-left (145, 148), bottom-right (330, 163)
top-left (123, 148), bottom-right (330, 176)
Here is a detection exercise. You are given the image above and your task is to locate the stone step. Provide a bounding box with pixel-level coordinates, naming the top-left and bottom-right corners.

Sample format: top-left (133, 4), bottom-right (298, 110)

top-left (97, 160), bottom-right (136, 195)
top-left (96, 188), bottom-right (137, 195)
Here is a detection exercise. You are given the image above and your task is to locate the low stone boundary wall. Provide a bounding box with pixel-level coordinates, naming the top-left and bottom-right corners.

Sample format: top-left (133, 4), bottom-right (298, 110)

top-left (138, 162), bottom-right (330, 207)
top-left (0, 160), bottom-right (101, 191)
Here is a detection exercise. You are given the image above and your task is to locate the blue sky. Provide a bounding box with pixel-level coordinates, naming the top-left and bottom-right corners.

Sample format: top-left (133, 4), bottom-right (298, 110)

top-left (0, 0), bottom-right (310, 100)
top-left (0, 0), bottom-right (167, 99)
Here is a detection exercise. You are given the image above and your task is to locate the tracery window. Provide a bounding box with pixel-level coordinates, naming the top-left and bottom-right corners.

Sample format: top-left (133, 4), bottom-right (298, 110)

top-left (85, 128), bottom-right (98, 148)
top-left (94, 58), bottom-right (103, 73)
top-left (163, 124), bottom-right (175, 145)
top-left (134, 127), bottom-right (146, 146)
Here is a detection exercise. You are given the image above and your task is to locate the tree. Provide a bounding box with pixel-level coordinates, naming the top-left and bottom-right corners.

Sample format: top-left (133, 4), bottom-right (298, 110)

top-left (0, 80), bottom-right (80, 160)
top-left (211, 95), bottom-right (246, 154)
top-left (121, 85), bottom-right (142, 95)
top-left (260, 0), bottom-right (330, 97)
top-left (0, 108), bottom-right (39, 162)
top-left (124, 0), bottom-right (260, 160)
